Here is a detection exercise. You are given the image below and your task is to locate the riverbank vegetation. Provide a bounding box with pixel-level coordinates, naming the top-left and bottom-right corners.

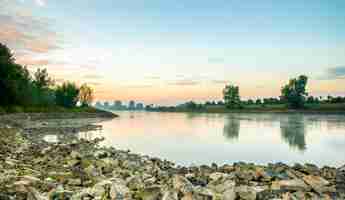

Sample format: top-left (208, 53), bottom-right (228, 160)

top-left (0, 43), bottom-right (95, 114)
top-left (147, 75), bottom-right (345, 113)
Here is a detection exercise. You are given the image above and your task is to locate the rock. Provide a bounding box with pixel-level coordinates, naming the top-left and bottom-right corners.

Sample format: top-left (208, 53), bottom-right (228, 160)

top-left (209, 172), bottom-right (227, 182)
top-left (68, 178), bottom-right (82, 186)
top-left (271, 179), bottom-right (310, 191)
top-left (303, 175), bottom-right (330, 194)
top-left (255, 168), bottom-right (272, 181)
top-left (336, 165), bottom-right (345, 193)
top-left (109, 178), bottom-right (131, 199)
top-left (173, 175), bottom-right (194, 194)
top-left (20, 175), bottom-right (41, 186)
top-left (70, 150), bottom-right (81, 159)
top-left (222, 188), bottom-right (236, 200)
top-left (304, 163), bottom-right (320, 176)
top-left (67, 159), bottom-right (80, 167)
top-left (235, 186), bottom-right (256, 200)
top-left (219, 164), bottom-right (235, 173)
top-left (49, 185), bottom-right (73, 200)
top-left (321, 167), bottom-right (336, 180)
top-left (102, 157), bottom-right (119, 167)
top-left (122, 160), bottom-right (140, 170)
top-left (162, 190), bottom-right (178, 200)
top-left (194, 186), bottom-right (214, 199)
top-left (127, 175), bottom-right (145, 190)
top-left (89, 178), bottom-right (130, 199)
top-left (144, 176), bottom-right (157, 185)
top-left (84, 164), bottom-right (102, 177)
top-left (93, 150), bottom-right (109, 159)
top-left (138, 186), bottom-right (162, 200)
top-left (41, 146), bottom-right (52, 154)
top-left (209, 179), bottom-right (235, 193)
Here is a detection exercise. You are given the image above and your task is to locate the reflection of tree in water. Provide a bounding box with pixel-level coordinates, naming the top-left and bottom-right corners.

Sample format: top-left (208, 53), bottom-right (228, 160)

top-left (280, 114), bottom-right (307, 151)
top-left (223, 115), bottom-right (240, 141)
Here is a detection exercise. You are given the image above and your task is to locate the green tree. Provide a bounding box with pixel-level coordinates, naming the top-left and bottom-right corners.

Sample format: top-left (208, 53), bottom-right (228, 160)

top-left (0, 43), bottom-right (32, 106)
top-left (33, 68), bottom-right (54, 89)
top-left (223, 85), bottom-right (241, 109)
top-left (55, 82), bottom-right (80, 108)
top-left (281, 75), bottom-right (308, 109)
top-left (79, 83), bottom-right (94, 107)
top-left (30, 68), bottom-right (56, 106)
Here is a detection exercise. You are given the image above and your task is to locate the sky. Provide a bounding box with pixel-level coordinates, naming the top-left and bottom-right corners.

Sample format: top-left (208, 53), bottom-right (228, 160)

top-left (1, 0), bottom-right (345, 105)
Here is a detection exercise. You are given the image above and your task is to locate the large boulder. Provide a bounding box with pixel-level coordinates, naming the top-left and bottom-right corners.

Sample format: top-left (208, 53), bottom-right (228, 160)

top-left (172, 175), bottom-right (194, 194)
top-left (271, 179), bottom-right (310, 191)
top-left (235, 186), bottom-right (256, 200)
top-left (302, 175), bottom-right (333, 194)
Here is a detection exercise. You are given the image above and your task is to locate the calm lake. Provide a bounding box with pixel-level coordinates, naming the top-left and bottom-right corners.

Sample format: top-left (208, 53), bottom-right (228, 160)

top-left (85, 111), bottom-right (345, 167)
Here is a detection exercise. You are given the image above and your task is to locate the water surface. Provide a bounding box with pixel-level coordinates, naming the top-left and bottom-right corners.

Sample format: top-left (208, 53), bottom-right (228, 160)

top-left (91, 111), bottom-right (345, 167)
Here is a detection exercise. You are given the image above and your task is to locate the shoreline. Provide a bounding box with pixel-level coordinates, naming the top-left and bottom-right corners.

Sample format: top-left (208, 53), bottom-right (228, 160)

top-left (0, 113), bottom-right (344, 199)
top-left (147, 109), bottom-right (345, 115)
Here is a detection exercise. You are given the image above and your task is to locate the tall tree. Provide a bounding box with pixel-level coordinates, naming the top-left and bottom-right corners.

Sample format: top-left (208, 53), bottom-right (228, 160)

top-left (33, 68), bottom-right (54, 89)
top-left (281, 75), bottom-right (308, 109)
top-left (55, 82), bottom-right (80, 108)
top-left (223, 85), bottom-right (241, 109)
top-left (79, 83), bottom-right (94, 107)
top-left (0, 43), bottom-right (32, 106)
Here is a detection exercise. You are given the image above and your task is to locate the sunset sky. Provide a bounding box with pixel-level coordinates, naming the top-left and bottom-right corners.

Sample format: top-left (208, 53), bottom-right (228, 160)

top-left (1, 0), bottom-right (345, 105)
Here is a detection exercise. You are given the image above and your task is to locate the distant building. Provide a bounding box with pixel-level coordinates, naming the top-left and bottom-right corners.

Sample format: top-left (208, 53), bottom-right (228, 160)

top-left (112, 100), bottom-right (123, 110)
top-left (136, 103), bottom-right (144, 110)
top-left (95, 101), bottom-right (102, 108)
top-left (103, 101), bottom-right (110, 109)
top-left (129, 100), bottom-right (135, 110)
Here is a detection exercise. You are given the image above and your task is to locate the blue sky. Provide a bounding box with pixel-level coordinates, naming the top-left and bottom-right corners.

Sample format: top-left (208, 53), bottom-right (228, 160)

top-left (1, 0), bottom-right (345, 105)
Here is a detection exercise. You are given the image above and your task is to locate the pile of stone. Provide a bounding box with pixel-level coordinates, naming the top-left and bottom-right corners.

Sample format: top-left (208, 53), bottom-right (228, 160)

top-left (0, 125), bottom-right (345, 199)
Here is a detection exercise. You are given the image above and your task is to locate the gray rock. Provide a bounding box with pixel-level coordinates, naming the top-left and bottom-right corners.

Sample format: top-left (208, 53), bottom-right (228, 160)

top-left (139, 186), bottom-right (162, 200)
top-left (209, 172), bottom-right (227, 182)
top-left (68, 178), bottom-right (82, 186)
top-left (70, 150), bottom-right (81, 159)
top-left (93, 150), bottom-right (109, 159)
top-left (49, 185), bottom-right (73, 200)
top-left (162, 190), bottom-right (178, 200)
top-left (208, 179), bottom-right (235, 193)
top-left (194, 186), bottom-right (214, 199)
top-left (235, 186), bottom-right (256, 200)
top-left (302, 175), bottom-right (330, 194)
top-left (271, 179), bottom-right (310, 191)
top-left (222, 188), bottom-right (236, 200)
top-left (172, 175), bottom-right (194, 194)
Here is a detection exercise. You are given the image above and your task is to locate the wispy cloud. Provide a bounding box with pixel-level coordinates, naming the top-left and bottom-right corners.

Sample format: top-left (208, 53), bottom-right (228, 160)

top-left (208, 57), bottom-right (225, 64)
top-left (82, 74), bottom-right (104, 79)
top-left (318, 66), bottom-right (345, 80)
top-left (145, 76), bottom-right (161, 80)
top-left (16, 56), bottom-right (50, 66)
top-left (35, 0), bottom-right (46, 6)
top-left (125, 84), bottom-right (153, 88)
top-left (0, 5), bottom-right (59, 57)
top-left (86, 82), bottom-right (102, 86)
top-left (212, 80), bottom-right (228, 84)
top-left (168, 79), bottom-right (200, 86)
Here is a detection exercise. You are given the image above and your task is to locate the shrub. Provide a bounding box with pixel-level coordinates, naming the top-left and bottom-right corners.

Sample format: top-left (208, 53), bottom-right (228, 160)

top-left (0, 107), bottom-right (6, 114)
top-left (6, 106), bottom-right (24, 113)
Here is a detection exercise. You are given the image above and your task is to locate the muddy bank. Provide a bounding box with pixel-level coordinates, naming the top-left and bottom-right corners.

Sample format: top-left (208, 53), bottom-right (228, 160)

top-left (0, 115), bottom-right (344, 199)
top-left (0, 111), bottom-right (117, 128)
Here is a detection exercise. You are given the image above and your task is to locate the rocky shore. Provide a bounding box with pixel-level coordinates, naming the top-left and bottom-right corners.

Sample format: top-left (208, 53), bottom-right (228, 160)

top-left (0, 114), bottom-right (344, 199)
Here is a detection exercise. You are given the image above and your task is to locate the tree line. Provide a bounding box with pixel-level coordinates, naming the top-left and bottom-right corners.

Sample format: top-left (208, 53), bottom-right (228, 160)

top-left (223, 75), bottom-right (344, 109)
top-left (148, 75), bottom-right (344, 111)
top-left (0, 43), bottom-right (93, 111)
